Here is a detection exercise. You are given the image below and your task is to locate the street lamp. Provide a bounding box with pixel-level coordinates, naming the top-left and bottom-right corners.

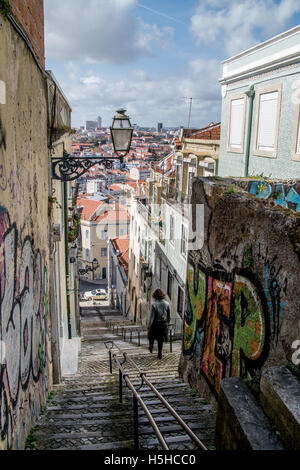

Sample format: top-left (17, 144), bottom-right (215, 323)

top-left (51, 110), bottom-right (134, 181)
top-left (110, 109), bottom-right (133, 160)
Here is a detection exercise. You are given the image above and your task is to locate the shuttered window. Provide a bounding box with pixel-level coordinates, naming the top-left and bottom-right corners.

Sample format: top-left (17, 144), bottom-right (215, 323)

top-left (257, 91), bottom-right (279, 151)
top-left (229, 98), bottom-right (245, 149)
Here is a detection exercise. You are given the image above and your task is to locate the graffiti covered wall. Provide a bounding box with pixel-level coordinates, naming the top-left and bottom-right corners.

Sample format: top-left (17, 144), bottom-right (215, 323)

top-left (0, 208), bottom-right (50, 449)
top-left (179, 177), bottom-right (300, 400)
top-left (0, 14), bottom-right (51, 449)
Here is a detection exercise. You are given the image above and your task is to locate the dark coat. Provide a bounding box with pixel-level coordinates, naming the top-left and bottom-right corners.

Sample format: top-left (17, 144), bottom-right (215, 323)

top-left (148, 299), bottom-right (170, 342)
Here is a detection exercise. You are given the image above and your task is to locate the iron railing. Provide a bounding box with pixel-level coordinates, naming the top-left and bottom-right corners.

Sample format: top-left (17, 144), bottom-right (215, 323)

top-left (104, 342), bottom-right (208, 451)
top-left (106, 320), bottom-right (177, 352)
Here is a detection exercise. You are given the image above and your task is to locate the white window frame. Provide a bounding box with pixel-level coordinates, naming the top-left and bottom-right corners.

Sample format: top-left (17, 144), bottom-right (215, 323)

top-left (291, 103), bottom-right (300, 162)
top-left (227, 93), bottom-right (247, 154)
top-left (253, 84), bottom-right (282, 159)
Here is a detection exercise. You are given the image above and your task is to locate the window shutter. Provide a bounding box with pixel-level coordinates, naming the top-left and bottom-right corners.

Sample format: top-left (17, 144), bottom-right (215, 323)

top-left (229, 98), bottom-right (244, 148)
top-left (257, 91), bottom-right (278, 151)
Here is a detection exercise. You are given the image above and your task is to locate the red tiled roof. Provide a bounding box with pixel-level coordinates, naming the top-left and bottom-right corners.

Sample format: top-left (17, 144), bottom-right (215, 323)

top-left (76, 197), bottom-right (104, 221)
top-left (110, 184), bottom-right (123, 191)
top-left (185, 122), bottom-right (221, 140)
top-left (94, 205), bottom-right (130, 223)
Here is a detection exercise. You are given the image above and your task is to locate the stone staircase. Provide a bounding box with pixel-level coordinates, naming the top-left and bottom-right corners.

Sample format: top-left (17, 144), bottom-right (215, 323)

top-left (33, 307), bottom-right (216, 450)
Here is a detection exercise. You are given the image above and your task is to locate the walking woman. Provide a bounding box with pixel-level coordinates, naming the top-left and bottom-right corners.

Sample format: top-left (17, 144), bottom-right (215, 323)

top-left (148, 289), bottom-right (170, 359)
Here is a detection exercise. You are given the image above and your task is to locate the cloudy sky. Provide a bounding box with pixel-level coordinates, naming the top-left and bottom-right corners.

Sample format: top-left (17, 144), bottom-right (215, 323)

top-left (45, 0), bottom-right (300, 128)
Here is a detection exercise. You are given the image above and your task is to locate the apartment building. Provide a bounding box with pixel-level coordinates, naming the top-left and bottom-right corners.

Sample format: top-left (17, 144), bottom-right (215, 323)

top-left (108, 236), bottom-right (130, 315)
top-left (218, 25), bottom-right (300, 178)
top-left (78, 197), bottom-right (130, 280)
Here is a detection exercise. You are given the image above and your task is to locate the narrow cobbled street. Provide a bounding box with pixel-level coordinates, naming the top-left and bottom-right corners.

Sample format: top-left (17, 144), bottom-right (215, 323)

top-left (33, 306), bottom-right (216, 451)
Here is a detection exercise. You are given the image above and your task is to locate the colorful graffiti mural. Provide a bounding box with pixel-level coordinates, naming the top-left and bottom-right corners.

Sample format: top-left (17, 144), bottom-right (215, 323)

top-left (183, 263), bottom-right (269, 395)
top-left (248, 181), bottom-right (300, 212)
top-left (0, 207), bottom-right (49, 449)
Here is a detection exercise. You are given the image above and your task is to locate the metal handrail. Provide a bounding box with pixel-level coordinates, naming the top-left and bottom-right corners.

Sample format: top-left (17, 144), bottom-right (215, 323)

top-left (124, 354), bottom-right (207, 451)
top-left (108, 320), bottom-right (176, 351)
top-left (113, 354), bottom-right (169, 450)
top-left (106, 343), bottom-right (208, 451)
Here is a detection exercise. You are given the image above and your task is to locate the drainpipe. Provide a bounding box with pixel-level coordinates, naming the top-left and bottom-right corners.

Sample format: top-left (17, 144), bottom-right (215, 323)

top-left (63, 179), bottom-right (72, 340)
top-left (244, 85), bottom-right (255, 177)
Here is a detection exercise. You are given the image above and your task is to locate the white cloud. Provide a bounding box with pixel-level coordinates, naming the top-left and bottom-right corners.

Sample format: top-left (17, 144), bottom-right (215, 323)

top-left (45, 0), bottom-right (174, 63)
top-left (190, 0), bottom-right (300, 57)
top-left (61, 58), bottom-right (222, 128)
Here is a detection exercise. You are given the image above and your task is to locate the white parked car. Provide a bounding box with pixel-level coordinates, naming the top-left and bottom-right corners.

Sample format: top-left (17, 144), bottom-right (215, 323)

top-left (83, 289), bottom-right (108, 301)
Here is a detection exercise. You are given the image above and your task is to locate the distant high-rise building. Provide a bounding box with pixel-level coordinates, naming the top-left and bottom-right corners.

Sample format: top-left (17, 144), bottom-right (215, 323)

top-left (157, 122), bottom-right (163, 132)
top-left (85, 120), bottom-right (97, 131)
top-left (97, 116), bottom-right (102, 129)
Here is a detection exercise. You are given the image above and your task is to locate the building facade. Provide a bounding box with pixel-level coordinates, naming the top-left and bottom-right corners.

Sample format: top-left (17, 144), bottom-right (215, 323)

top-left (78, 197), bottom-right (130, 281)
top-left (218, 25), bottom-right (300, 179)
top-left (108, 237), bottom-right (130, 315)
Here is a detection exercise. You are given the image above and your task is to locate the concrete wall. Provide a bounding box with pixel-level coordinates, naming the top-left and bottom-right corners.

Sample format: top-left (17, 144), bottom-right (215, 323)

top-left (179, 177), bottom-right (300, 402)
top-left (0, 14), bottom-right (51, 449)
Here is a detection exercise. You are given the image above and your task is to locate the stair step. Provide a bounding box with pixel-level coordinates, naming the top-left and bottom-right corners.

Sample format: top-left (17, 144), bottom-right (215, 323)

top-left (47, 397), bottom-right (129, 413)
top-left (48, 394), bottom-right (121, 404)
top-left (56, 440), bottom-right (135, 451)
top-left (140, 433), bottom-right (213, 450)
top-left (138, 422), bottom-right (215, 436)
top-left (36, 430), bottom-right (135, 441)
top-left (38, 412), bottom-right (133, 424)
top-left (53, 381), bottom-right (186, 397)
top-left (40, 405), bottom-right (213, 423)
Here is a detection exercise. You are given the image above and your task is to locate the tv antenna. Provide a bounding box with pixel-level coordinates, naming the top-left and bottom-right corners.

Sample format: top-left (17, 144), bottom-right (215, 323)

top-left (182, 97), bottom-right (201, 129)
